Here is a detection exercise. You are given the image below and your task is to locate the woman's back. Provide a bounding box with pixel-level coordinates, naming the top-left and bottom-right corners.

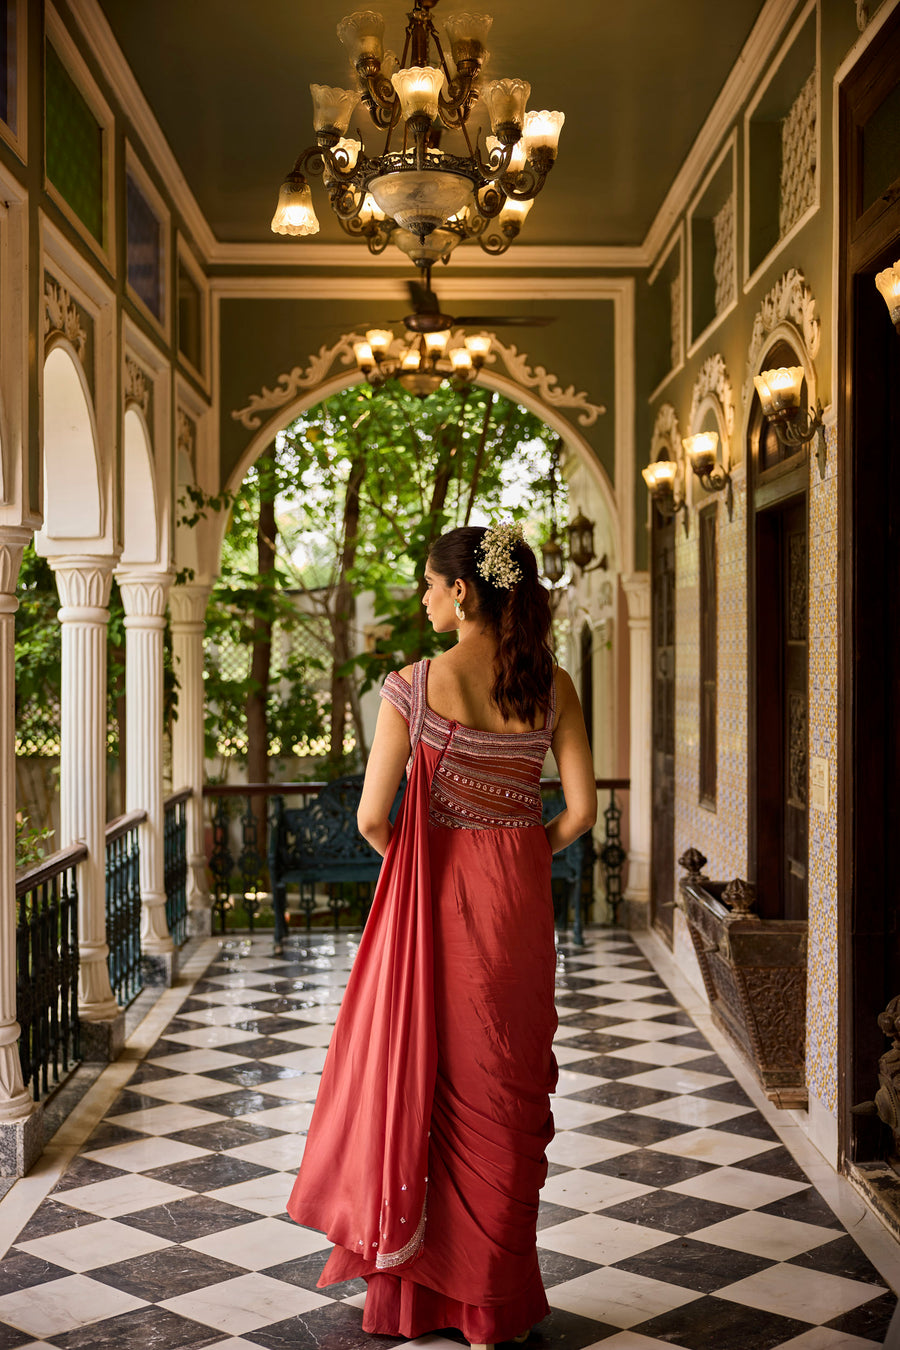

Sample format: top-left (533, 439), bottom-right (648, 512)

top-left (404, 637), bottom-right (554, 736)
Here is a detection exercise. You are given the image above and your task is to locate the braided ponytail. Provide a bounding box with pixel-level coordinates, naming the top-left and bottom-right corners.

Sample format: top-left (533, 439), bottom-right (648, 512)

top-left (428, 525), bottom-right (554, 724)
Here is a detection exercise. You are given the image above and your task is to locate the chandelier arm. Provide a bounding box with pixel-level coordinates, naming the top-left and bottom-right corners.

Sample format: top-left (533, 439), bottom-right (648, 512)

top-left (474, 183), bottom-right (506, 220)
top-left (502, 162), bottom-right (548, 201)
top-left (475, 137), bottom-right (514, 183)
top-left (477, 230), bottom-right (514, 257)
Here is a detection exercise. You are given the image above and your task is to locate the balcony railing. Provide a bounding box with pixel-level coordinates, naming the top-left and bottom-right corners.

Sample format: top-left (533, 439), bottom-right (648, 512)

top-left (16, 843), bottom-right (85, 1101)
top-left (105, 811), bottom-right (145, 1006)
top-left (203, 778), bottom-right (629, 935)
top-left (164, 788), bottom-right (191, 947)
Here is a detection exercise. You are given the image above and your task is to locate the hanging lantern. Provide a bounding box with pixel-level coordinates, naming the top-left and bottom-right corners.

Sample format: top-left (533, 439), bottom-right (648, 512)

top-left (567, 510), bottom-right (595, 570)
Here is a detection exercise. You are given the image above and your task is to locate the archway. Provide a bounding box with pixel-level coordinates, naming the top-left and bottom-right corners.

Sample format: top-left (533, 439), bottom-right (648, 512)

top-left (38, 342), bottom-right (102, 543)
top-left (121, 407), bottom-right (159, 566)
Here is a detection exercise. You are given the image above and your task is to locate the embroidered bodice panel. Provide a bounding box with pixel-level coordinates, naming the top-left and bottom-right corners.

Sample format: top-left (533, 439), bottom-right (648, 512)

top-left (380, 664), bottom-right (555, 830)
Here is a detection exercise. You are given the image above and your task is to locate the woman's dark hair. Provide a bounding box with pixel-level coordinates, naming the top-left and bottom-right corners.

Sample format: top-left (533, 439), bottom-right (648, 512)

top-left (428, 525), bottom-right (554, 724)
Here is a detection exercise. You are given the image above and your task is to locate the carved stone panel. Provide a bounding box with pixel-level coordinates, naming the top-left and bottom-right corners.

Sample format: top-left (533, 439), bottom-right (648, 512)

top-left (780, 70), bottom-right (817, 238)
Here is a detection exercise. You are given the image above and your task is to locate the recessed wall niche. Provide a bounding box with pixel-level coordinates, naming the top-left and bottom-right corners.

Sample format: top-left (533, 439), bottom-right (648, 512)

top-left (744, 2), bottom-right (817, 281)
top-left (646, 230), bottom-right (683, 396)
top-left (688, 137), bottom-right (737, 349)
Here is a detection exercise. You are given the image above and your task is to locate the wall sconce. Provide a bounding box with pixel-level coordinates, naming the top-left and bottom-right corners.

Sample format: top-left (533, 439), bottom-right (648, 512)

top-left (641, 459), bottom-right (688, 536)
top-left (567, 510), bottom-right (608, 573)
top-left (682, 432), bottom-right (734, 520)
top-left (753, 365), bottom-right (826, 479)
top-left (875, 263), bottom-right (900, 332)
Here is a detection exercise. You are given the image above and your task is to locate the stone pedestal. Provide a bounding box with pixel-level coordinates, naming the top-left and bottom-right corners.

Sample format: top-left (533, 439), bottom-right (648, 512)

top-left (50, 556), bottom-right (124, 1052)
top-left (0, 529), bottom-right (44, 1173)
top-left (622, 573), bottom-right (651, 929)
top-left (169, 582), bottom-right (212, 935)
top-left (118, 569), bottom-right (176, 984)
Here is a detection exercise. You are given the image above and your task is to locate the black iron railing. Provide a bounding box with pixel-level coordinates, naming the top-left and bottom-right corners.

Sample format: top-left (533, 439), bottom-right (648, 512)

top-left (105, 811), bottom-right (145, 1006)
top-left (164, 788), bottom-right (191, 946)
top-left (204, 778), bottom-right (629, 936)
top-left (16, 843), bottom-right (85, 1101)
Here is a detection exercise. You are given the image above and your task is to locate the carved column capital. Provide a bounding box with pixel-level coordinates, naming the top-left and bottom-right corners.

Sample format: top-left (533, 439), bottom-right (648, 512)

top-left (48, 555), bottom-right (115, 619)
top-left (169, 580), bottom-right (212, 631)
top-left (621, 572), bottom-right (651, 624)
top-left (117, 570), bottom-right (175, 628)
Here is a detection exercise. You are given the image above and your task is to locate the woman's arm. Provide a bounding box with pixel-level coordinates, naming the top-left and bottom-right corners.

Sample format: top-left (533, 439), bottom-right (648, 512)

top-left (546, 670), bottom-right (598, 854)
top-left (357, 694), bottom-right (412, 856)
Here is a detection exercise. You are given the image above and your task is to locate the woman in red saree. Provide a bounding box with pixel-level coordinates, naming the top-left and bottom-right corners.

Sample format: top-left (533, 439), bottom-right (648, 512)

top-left (287, 523), bottom-right (596, 1349)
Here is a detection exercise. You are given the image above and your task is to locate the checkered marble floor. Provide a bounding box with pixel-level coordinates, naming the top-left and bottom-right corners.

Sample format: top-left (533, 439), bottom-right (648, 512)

top-left (0, 929), bottom-right (897, 1349)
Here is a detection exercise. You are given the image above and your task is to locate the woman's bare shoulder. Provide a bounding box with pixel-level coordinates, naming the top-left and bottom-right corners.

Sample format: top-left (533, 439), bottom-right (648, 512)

top-left (553, 666), bottom-right (578, 713)
top-left (393, 663), bottom-right (415, 687)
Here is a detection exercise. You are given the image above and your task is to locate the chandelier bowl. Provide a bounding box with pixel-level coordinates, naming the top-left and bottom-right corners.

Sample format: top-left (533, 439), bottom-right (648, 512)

top-left (368, 170), bottom-right (473, 236)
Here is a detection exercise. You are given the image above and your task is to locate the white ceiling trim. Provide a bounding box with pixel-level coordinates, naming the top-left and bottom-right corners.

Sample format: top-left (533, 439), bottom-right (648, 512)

top-left (208, 275), bottom-right (626, 301)
top-left (205, 242), bottom-right (646, 270)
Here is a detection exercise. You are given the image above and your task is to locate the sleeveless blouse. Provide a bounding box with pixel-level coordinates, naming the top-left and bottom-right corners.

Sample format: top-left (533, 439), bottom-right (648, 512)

top-left (380, 661), bottom-right (555, 831)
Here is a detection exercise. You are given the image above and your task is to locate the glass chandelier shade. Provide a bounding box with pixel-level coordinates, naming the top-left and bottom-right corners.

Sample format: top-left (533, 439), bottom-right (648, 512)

top-left (272, 2), bottom-right (562, 261)
top-left (352, 324), bottom-right (487, 395)
top-left (682, 431), bottom-right (719, 474)
top-left (875, 263), bottom-right (900, 325)
top-left (753, 367), bottom-right (804, 417)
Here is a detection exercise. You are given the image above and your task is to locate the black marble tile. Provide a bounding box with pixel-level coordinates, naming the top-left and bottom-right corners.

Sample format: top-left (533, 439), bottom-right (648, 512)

top-left (635, 1293), bottom-right (811, 1349)
top-left (262, 1250), bottom-right (365, 1299)
top-left (671, 1045), bottom-right (726, 1065)
top-left (788, 1232), bottom-right (894, 1284)
top-left (731, 1145), bottom-right (810, 1182)
top-left (89, 1244), bottom-right (248, 1301)
top-left (825, 1289), bottom-right (898, 1341)
top-left (243, 1298), bottom-right (403, 1350)
top-left (554, 992), bottom-right (607, 1011)
top-left (169, 1118), bottom-right (289, 1152)
top-left (523, 1305), bottom-right (615, 1350)
top-left (225, 1036), bottom-right (309, 1060)
top-left (555, 1012), bottom-right (639, 1033)
top-left (574, 1113), bottom-right (695, 1146)
top-left (188, 1088), bottom-right (296, 1117)
top-left (144, 1153), bottom-right (274, 1192)
top-left (127, 1063), bottom-right (181, 1086)
top-left (694, 1078), bottom-right (756, 1106)
top-left (117, 1192), bottom-right (263, 1242)
top-left (599, 1188), bottom-right (743, 1234)
top-left (536, 1248), bottom-right (601, 1289)
top-left (51, 1304), bottom-right (225, 1348)
top-left (650, 1010), bottom-right (696, 1027)
top-left (536, 1202), bottom-right (585, 1231)
top-left (587, 1146), bottom-right (716, 1188)
top-left (81, 1120), bottom-right (146, 1152)
top-left (546, 1161), bottom-right (573, 1178)
top-left (199, 1061), bottom-right (296, 1089)
top-left (105, 1089), bottom-right (174, 1118)
top-left (14, 1198), bottom-right (104, 1241)
top-left (0, 1323), bottom-right (34, 1349)
top-left (0, 1250), bottom-right (71, 1295)
top-left (252, 997), bottom-right (323, 1015)
top-left (52, 1155), bottom-right (129, 1193)
top-left (239, 1015), bottom-right (311, 1036)
top-left (570, 1081), bottom-right (672, 1110)
top-left (145, 1038), bottom-right (192, 1060)
top-left (757, 1185), bottom-right (844, 1228)
top-left (612, 1235), bottom-right (774, 1292)
top-left (710, 1110), bottom-right (781, 1142)
top-left (557, 1052), bottom-right (656, 1077)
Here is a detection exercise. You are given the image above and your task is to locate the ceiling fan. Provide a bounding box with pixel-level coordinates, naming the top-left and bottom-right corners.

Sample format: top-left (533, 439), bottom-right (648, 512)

top-left (399, 276), bottom-right (556, 335)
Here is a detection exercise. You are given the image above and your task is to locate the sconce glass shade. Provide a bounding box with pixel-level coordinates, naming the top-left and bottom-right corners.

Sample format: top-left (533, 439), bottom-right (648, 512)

top-left (368, 170), bottom-right (471, 234)
top-left (450, 347), bottom-right (473, 373)
top-left (310, 85), bottom-right (358, 135)
top-left (353, 340), bottom-right (375, 372)
top-left (486, 134), bottom-right (527, 175)
top-left (399, 371), bottom-right (443, 396)
top-left (443, 12), bottom-right (492, 67)
top-left (365, 328), bottom-right (394, 357)
top-left (464, 333), bottom-right (492, 365)
top-left (336, 10), bottom-right (385, 61)
top-left (499, 196), bottom-right (534, 227)
top-left (401, 347), bottom-right (421, 371)
top-left (683, 432), bottom-right (719, 475)
top-left (271, 177), bottom-right (320, 235)
top-left (875, 264), bottom-right (900, 325)
top-left (392, 225), bottom-right (464, 266)
top-left (483, 78), bottom-right (530, 134)
top-left (524, 109), bottom-right (565, 159)
top-left (333, 137), bottom-right (361, 171)
top-left (424, 330), bottom-right (450, 355)
top-left (754, 366), bottom-right (804, 416)
top-left (391, 66), bottom-right (446, 121)
top-left (642, 459), bottom-right (677, 493)
top-left (541, 534), bottom-right (565, 585)
top-left (567, 510), bottom-right (595, 570)
top-left (358, 193), bottom-right (386, 225)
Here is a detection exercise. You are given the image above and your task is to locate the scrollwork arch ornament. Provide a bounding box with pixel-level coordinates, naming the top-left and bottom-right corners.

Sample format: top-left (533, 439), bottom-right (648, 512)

top-left (742, 268), bottom-right (821, 460)
top-left (689, 354), bottom-right (736, 464)
top-left (650, 403), bottom-right (683, 466)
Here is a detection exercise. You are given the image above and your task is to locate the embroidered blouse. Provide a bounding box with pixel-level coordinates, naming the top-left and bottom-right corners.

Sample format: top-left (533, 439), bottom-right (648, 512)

top-left (380, 661), bottom-right (555, 831)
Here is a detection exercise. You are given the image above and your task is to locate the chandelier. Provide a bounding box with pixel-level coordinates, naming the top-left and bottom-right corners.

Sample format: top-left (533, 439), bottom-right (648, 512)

top-left (270, 2), bottom-right (564, 267)
top-left (352, 327), bottom-right (492, 396)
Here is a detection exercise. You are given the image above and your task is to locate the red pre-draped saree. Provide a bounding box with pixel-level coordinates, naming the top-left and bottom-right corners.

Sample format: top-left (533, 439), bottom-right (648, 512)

top-left (287, 659), bottom-right (558, 1343)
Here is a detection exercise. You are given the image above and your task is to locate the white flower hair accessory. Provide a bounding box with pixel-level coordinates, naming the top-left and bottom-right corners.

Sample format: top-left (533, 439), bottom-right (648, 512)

top-left (476, 520), bottom-right (524, 589)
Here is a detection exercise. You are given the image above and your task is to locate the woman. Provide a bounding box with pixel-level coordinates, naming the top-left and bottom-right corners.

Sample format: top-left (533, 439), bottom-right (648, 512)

top-left (288, 523), bottom-right (597, 1349)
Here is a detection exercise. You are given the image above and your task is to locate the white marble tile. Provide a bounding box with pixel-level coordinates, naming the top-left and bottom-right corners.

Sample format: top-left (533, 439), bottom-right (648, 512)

top-left (537, 1212), bottom-right (672, 1264)
top-left (773, 1328), bottom-right (883, 1349)
top-left (621, 1065), bottom-right (730, 1093)
top-left (105, 1101), bottom-right (227, 1134)
top-left (155, 1024), bottom-right (261, 1049)
top-left (135, 1072), bottom-right (240, 1102)
top-left (553, 1069), bottom-right (607, 1097)
top-left (161, 1271), bottom-right (330, 1332)
top-left (264, 1047), bottom-right (330, 1073)
top-left (599, 1020), bottom-right (693, 1042)
top-left (668, 1164), bottom-right (809, 1210)
top-left (178, 1004), bottom-right (270, 1027)
top-left (717, 1261), bottom-right (886, 1322)
top-left (604, 1041), bottom-right (707, 1066)
top-left (190, 989), bottom-right (280, 1007)
top-left (268, 1024), bottom-right (335, 1047)
top-left (549, 1098), bottom-right (620, 1130)
top-left (589, 1335), bottom-right (694, 1350)
top-left (214, 957), bottom-right (289, 972)
top-left (578, 983), bottom-right (670, 1000)
top-left (17, 1217), bottom-right (171, 1272)
top-left (548, 1266), bottom-right (702, 1327)
top-left (148, 1047), bottom-right (249, 1073)
top-left (208, 1171), bottom-right (295, 1215)
top-left (82, 1135), bottom-right (209, 1173)
top-left (239, 1102), bottom-right (314, 1133)
top-left (0, 1274), bottom-right (146, 1337)
top-left (392, 1337), bottom-right (466, 1350)
top-left (540, 1168), bottom-right (653, 1212)
top-left (632, 1094), bottom-right (753, 1128)
top-left (206, 972), bottom-right (278, 988)
top-left (255, 1074), bottom-right (321, 1102)
top-left (648, 1128), bottom-right (780, 1166)
top-left (553, 1044), bottom-right (608, 1068)
top-left (225, 1135), bottom-right (305, 1171)
top-left (185, 1215), bottom-right (328, 1268)
top-left (545, 1131), bottom-right (633, 1169)
top-left (587, 1000), bottom-right (676, 1020)
top-left (275, 1004), bottom-right (340, 1023)
top-left (690, 1211), bottom-right (844, 1260)
top-left (566, 965), bottom-right (653, 983)
top-left (55, 1173), bottom-right (194, 1218)
top-left (553, 1024), bottom-right (600, 1043)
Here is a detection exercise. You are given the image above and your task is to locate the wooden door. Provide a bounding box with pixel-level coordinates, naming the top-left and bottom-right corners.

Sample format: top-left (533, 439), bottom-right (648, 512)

top-left (651, 509), bottom-right (675, 937)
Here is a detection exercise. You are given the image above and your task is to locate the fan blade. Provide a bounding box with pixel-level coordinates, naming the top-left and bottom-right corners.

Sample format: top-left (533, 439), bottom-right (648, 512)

top-left (451, 314), bottom-right (556, 327)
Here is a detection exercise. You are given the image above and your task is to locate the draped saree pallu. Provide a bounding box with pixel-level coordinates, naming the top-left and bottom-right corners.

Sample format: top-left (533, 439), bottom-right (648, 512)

top-left (287, 659), bottom-right (558, 1344)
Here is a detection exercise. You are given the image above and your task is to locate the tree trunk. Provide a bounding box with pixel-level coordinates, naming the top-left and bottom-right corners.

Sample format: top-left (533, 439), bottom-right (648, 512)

top-left (329, 447), bottom-right (366, 768)
top-left (246, 449), bottom-right (277, 847)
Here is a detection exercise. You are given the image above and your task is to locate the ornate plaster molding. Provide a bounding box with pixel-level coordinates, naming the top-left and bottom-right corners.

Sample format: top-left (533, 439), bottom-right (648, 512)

top-left (43, 278), bottom-right (87, 359)
top-left (231, 331), bottom-right (606, 431)
top-left (124, 356), bottom-right (151, 415)
top-left (689, 353), bottom-right (735, 441)
top-left (744, 267), bottom-right (820, 401)
top-left (650, 403), bottom-right (683, 465)
top-left (176, 409), bottom-right (196, 473)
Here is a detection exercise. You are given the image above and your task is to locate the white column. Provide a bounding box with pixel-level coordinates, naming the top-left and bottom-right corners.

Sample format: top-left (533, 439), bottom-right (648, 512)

top-left (50, 556), bottom-right (121, 1031)
top-left (117, 569), bottom-right (176, 981)
top-left (622, 573), bottom-right (652, 926)
top-left (169, 581), bottom-right (212, 936)
top-left (0, 528), bottom-right (43, 1170)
